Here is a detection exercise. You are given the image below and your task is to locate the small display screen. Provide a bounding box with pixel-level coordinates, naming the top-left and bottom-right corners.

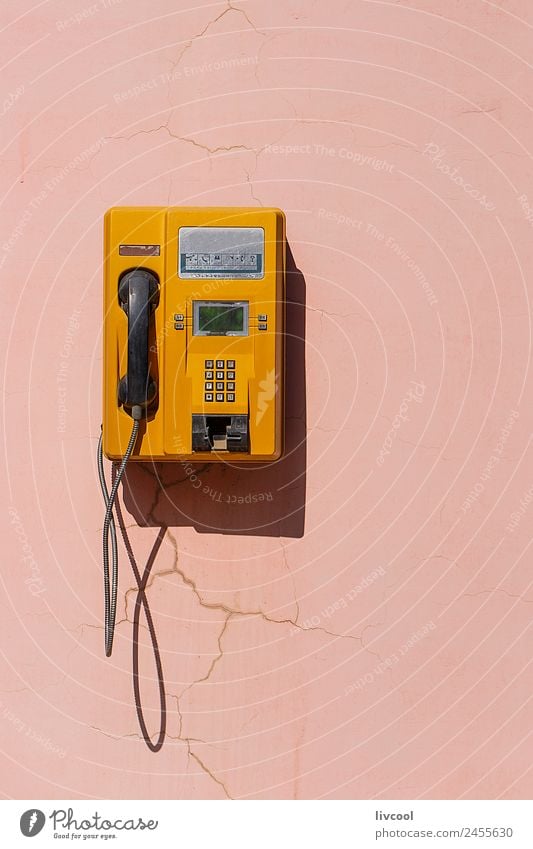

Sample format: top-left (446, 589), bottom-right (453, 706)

top-left (193, 301), bottom-right (249, 336)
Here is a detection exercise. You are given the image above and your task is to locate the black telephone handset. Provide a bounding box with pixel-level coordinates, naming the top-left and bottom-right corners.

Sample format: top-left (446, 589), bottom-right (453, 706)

top-left (99, 268), bottom-right (160, 658)
top-left (118, 268), bottom-right (159, 415)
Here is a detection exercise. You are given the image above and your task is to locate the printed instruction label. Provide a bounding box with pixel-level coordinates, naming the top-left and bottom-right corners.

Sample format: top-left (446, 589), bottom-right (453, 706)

top-left (178, 226), bottom-right (264, 279)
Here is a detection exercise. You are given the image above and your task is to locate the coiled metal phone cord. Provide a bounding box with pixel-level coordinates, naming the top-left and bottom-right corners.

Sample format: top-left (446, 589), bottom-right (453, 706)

top-left (97, 414), bottom-right (140, 656)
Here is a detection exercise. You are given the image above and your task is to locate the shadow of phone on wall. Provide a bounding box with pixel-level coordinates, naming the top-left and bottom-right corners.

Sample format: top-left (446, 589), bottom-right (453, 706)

top-left (114, 245), bottom-right (306, 750)
top-left (123, 245), bottom-right (307, 538)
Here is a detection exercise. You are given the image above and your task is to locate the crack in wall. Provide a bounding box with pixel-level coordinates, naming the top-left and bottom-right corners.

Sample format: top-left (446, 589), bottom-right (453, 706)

top-left (105, 121), bottom-right (259, 156)
top-left (459, 588), bottom-right (533, 604)
top-left (280, 539), bottom-right (300, 624)
top-left (244, 168), bottom-right (263, 205)
top-left (187, 745), bottom-right (233, 799)
top-left (165, 529), bottom-right (361, 644)
top-left (162, 690), bottom-right (229, 796)
top-left (91, 710), bottom-right (232, 798)
top-left (99, 524), bottom-right (372, 794)
top-left (188, 612), bottom-right (233, 688)
top-left (102, 112), bottom-right (300, 177)
top-left (360, 622), bottom-right (387, 663)
top-left (169, 1), bottom-right (265, 74)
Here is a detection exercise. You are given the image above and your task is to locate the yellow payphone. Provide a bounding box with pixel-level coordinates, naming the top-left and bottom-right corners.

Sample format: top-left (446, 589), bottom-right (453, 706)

top-left (98, 206), bottom-right (286, 655)
top-left (103, 205), bottom-right (285, 460)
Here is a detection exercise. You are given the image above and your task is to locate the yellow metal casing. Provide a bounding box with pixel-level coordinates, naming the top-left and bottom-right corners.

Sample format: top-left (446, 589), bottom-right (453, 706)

top-left (102, 206), bottom-right (285, 462)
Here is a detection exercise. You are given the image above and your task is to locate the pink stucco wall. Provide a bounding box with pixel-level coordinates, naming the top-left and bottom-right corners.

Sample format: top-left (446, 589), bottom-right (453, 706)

top-left (1, 0), bottom-right (532, 800)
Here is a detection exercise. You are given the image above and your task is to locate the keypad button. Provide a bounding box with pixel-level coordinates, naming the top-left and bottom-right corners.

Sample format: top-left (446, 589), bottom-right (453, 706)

top-left (227, 393), bottom-right (235, 402)
top-left (174, 322), bottom-right (184, 330)
top-left (226, 360), bottom-right (235, 368)
top-left (205, 370), bottom-right (213, 379)
top-left (205, 359), bottom-right (214, 368)
top-left (216, 371), bottom-right (224, 380)
top-left (174, 313), bottom-right (184, 321)
top-left (258, 323), bottom-right (267, 330)
top-left (205, 382), bottom-right (213, 391)
top-left (205, 393), bottom-right (213, 402)
top-left (227, 381), bottom-right (235, 391)
top-left (227, 371), bottom-right (235, 380)
top-left (216, 382), bottom-right (224, 391)
top-left (216, 393), bottom-right (224, 402)
top-left (258, 314), bottom-right (267, 322)
top-left (216, 360), bottom-right (224, 369)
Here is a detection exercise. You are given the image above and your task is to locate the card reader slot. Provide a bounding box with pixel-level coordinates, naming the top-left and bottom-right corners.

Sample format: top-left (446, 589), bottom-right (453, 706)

top-left (192, 414), bottom-right (249, 452)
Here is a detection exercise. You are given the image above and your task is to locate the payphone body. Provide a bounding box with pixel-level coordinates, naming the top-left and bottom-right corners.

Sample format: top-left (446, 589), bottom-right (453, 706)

top-left (102, 206), bottom-right (285, 462)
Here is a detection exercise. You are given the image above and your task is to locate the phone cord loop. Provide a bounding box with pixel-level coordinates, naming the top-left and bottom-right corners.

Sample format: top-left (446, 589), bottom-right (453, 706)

top-left (98, 416), bottom-right (139, 657)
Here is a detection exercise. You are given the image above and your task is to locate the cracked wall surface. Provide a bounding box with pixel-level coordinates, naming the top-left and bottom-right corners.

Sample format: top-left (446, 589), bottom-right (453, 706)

top-left (1, 0), bottom-right (532, 800)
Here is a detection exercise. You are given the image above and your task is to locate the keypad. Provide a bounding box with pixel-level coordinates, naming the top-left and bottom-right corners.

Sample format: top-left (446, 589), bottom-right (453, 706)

top-left (203, 359), bottom-right (237, 402)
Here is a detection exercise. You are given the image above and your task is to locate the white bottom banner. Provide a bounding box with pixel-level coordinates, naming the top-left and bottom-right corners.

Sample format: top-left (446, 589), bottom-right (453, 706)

top-left (3, 799), bottom-right (531, 848)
